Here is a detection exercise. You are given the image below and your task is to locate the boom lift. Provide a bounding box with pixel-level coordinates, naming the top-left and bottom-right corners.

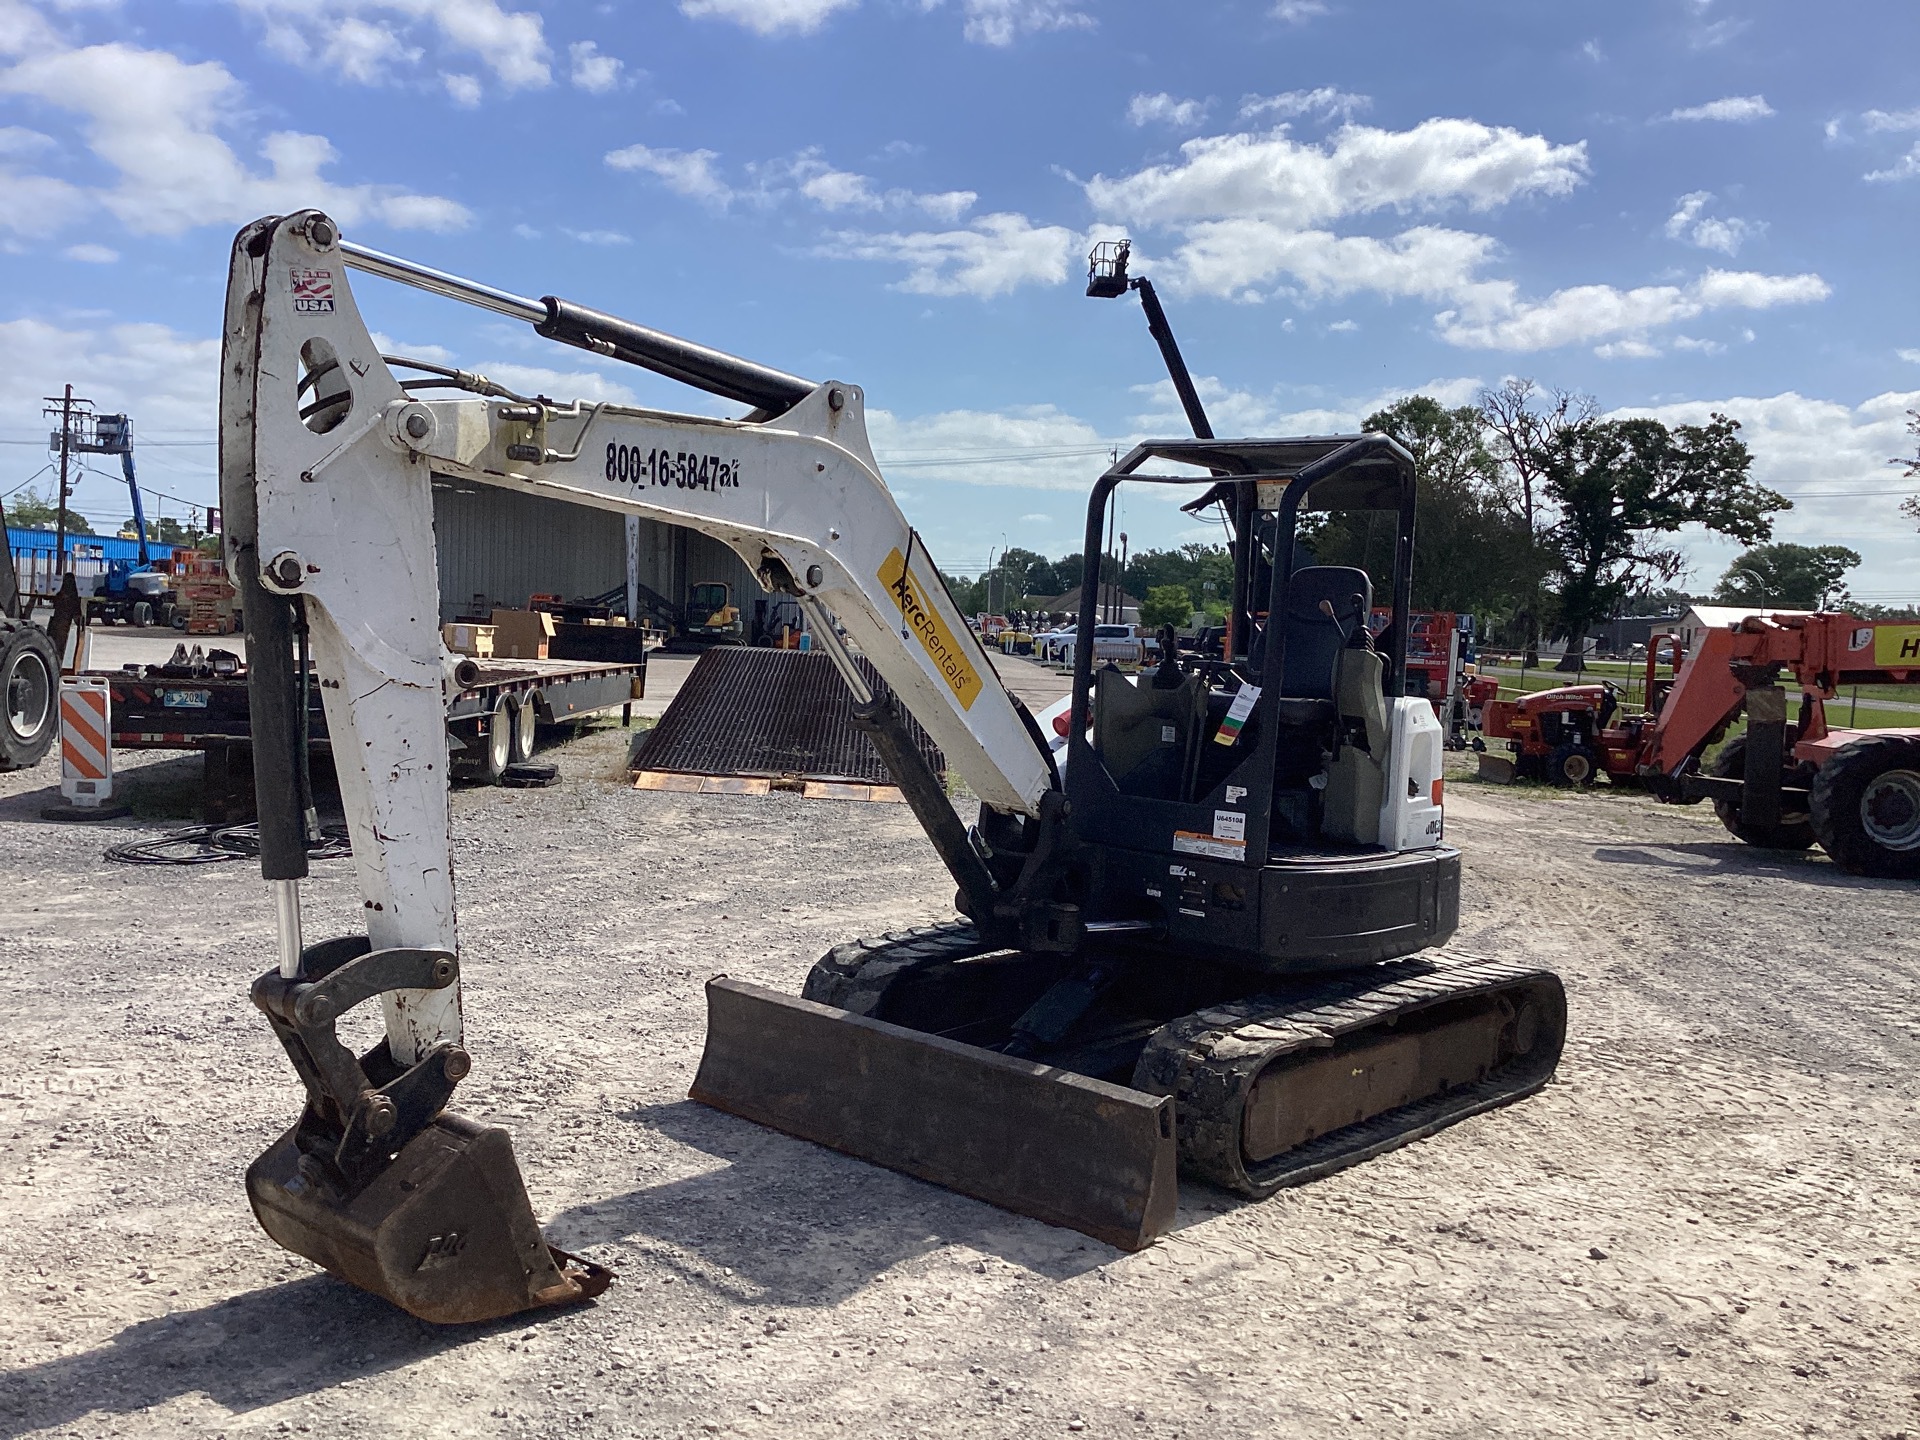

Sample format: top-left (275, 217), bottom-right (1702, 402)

top-left (223, 211), bottom-right (1565, 1324)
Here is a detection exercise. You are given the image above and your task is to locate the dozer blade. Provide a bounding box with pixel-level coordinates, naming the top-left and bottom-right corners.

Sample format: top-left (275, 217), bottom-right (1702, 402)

top-left (690, 977), bottom-right (1178, 1251)
top-left (247, 1111), bottom-right (611, 1325)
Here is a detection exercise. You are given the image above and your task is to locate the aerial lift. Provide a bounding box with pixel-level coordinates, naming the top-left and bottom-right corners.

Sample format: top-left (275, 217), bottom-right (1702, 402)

top-left (69, 412), bottom-right (181, 626)
top-left (222, 211), bottom-right (1565, 1324)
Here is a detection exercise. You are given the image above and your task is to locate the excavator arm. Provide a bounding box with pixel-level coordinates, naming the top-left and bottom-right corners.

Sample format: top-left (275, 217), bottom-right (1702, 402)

top-left (220, 211), bottom-right (1067, 1321)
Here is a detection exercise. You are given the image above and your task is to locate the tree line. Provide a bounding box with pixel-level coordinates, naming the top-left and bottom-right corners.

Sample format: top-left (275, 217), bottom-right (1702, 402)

top-left (943, 383), bottom-right (1918, 645)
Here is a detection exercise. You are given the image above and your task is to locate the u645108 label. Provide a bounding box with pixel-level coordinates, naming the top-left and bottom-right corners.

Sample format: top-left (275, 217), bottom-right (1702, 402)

top-left (606, 443), bottom-right (740, 492)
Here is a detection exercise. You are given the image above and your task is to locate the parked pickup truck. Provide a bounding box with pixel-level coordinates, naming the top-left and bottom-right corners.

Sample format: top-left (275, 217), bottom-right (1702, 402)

top-left (1048, 623), bottom-right (1153, 670)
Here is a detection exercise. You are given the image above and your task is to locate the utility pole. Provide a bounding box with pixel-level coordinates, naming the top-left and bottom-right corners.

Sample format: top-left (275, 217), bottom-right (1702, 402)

top-left (50, 385), bottom-right (76, 577)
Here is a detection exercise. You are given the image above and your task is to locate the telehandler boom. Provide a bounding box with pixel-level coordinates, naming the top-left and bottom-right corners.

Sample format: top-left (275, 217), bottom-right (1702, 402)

top-left (222, 211), bottom-right (1564, 1324)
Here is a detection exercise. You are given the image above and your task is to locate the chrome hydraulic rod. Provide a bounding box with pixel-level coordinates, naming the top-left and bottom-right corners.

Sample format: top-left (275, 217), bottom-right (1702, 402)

top-left (341, 240), bottom-right (546, 323)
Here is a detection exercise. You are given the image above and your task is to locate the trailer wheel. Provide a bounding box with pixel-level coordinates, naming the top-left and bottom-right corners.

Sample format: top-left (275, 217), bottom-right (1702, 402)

top-left (1709, 736), bottom-right (1816, 850)
top-left (511, 693), bottom-right (539, 764)
top-left (458, 694), bottom-right (515, 785)
top-left (1545, 740), bottom-right (1597, 787)
top-left (0, 624), bottom-right (58, 771)
top-left (1809, 735), bottom-right (1920, 879)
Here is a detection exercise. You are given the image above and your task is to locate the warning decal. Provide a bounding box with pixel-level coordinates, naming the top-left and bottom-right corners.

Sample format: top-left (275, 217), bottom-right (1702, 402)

top-left (290, 268), bottom-right (335, 314)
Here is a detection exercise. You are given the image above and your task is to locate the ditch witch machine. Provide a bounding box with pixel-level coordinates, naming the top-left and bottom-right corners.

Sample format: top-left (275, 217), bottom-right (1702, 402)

top-left (224, 211), bottom-right (1565, 1324)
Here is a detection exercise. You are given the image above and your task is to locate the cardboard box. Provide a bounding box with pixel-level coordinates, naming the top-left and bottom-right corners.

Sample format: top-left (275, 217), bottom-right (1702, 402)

top-left (489, 608), bottom-right (556, 660)
top-left (442, 622), bottom-right (496, 659)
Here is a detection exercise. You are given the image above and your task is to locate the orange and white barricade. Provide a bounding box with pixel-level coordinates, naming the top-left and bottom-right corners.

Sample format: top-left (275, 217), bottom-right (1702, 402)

top-left (58, 675), bottom-right (114, 807)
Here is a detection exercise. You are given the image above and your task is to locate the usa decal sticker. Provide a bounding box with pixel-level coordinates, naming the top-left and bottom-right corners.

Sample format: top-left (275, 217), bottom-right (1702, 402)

top-left (291, 268), bottom-right (335, 313)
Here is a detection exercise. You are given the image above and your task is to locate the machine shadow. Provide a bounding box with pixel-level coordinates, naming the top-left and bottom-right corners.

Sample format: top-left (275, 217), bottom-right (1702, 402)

top-left (1588, 841), bottom-right (1894, 889)
top-left (546, 1099), bottom-right (1120, 1304)
top-left (0, 1274), bottom-right (513, 1439)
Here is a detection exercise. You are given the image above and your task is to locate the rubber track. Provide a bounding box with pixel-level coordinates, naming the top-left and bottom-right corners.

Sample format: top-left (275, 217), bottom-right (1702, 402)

top-left (1131, 949), bottom-right (1565, 1198)
top-left (800, 921), bottom-right (1000, 1016)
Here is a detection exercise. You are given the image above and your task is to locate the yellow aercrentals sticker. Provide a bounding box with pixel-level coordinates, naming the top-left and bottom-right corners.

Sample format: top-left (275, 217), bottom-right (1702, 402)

top-left (1874, 625), bottom-right (1920, 667)
top-left (879, 546), bottom-right (981, 710)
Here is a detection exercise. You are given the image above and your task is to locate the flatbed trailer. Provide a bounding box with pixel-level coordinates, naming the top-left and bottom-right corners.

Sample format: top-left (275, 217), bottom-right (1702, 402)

top-left (99, 651), bottom-right (645, 808)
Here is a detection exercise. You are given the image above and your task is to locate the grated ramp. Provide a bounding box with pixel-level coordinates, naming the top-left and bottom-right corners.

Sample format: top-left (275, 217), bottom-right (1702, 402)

top-left (630, 646), bottom-right (944, 789)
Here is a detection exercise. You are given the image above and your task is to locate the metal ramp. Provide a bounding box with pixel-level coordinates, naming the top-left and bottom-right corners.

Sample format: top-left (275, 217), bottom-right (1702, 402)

top-left (631, 647), bottom-right (944, 801)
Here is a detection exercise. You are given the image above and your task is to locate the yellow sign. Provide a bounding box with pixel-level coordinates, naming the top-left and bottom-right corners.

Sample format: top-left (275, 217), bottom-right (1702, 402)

top-left (878, 546), bottom-right (981, 711)
top-left (1874, 625), bottom-right (1920, 667)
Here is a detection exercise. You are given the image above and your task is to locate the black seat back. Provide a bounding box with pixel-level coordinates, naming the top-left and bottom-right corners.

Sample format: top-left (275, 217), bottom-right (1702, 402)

top-left (1279, 566), bottom-right (1372, 700)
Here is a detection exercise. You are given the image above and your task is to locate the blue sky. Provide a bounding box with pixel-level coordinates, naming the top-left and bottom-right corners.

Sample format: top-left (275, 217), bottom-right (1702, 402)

top-left (1, 0), bottom-right (1916, 603)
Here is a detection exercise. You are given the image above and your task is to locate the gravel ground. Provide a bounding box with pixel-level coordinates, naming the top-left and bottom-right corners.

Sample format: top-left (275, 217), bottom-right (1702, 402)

top-left (1, 687), bottom-right (1915, 1439)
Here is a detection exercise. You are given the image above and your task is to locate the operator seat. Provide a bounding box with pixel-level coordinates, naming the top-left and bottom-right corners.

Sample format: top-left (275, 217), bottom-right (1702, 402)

top-left (1274, 566), bottom-right (1372, 723)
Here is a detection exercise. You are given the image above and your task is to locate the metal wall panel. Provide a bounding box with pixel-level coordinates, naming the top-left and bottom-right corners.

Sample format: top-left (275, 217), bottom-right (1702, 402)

top-left (429, 482), bottom-right (760, 623)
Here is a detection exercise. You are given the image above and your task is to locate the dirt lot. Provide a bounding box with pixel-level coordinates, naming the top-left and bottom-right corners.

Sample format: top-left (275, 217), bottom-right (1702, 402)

top-left (1, 692), bottom-right (1915, 1439)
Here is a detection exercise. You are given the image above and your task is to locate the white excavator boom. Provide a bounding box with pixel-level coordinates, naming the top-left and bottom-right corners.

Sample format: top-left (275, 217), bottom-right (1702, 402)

top-left (220, 210), bottom-right (1056, 1321)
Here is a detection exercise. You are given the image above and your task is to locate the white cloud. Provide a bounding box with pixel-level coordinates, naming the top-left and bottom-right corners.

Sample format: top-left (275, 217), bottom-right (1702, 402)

top-left (1327, 318), bottom-right (1358, 332)
top-left (1166, 221), bottom-right (1499, 303)
top-left (0, 316), bottom-right (224, 508)
top-left (1128, 92), bottom-right (1209, 129)
top-left (0, 42), bottom-right (472, 236)
top-left (562, 227), bottom-right (630, 245)
top-left (1664, 190), bottom-right (1763, 255)
top-left (1435, 268), bottom-right (1829, 352)
top-left (1236, 87), bottom-right (1369, 124)
top-left (568, 40), bottom-right (622, 93)
top-left (62, 241), bottom-right (115, 261)
top-left (442, 71), bottom-right (481, 106)
top-left (230, 0), bottom-right (552, 92)
top-left (868, 402), bottom-right (1111, 490)
top-left (1863, 107), bottom-right (1920, 133)
top-left (606, 141), bottom-right (976, 221)
top-left (1593, 338), bottom-right (1661, 360)
top-left (1086, 117), bottom-right (1589, 228)
top-left (0, 123), bottom-right (52, 155)
top-left (1865, 143), bottom-right (1920, 182)
top-left (1610, 390), bottom-right (1920, 598)
top-left (1661, 95), bottom-right (1774, 123)
top-left (1272, 0), bottom-right (1328, 22)
top-left (817, 212), bottom-right (1079, 298)
top-left (1899, 348), bottom-right (1920, 364)
top-left (1581, 39), bottom-right (1603, 62)
top-left (605, 143), bottom-right (732, 205)
top-left (957, 0), bottom-right (1093, 46)
top-left (677, 0), bottom-right (857, 36)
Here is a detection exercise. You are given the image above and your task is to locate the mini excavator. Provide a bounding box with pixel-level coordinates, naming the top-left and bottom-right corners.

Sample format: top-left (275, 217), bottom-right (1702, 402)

top-left (222, 211), bottom-right (1566, 1324)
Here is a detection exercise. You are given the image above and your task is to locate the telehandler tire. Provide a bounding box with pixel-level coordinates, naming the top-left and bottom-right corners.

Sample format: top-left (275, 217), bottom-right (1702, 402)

top-left (1545, 740), bottom-right (1597, 787)
top-left (1809, 735), bottom-right (1920, 879)
top-left (0, 623), bottom-right (58, 771)
top-left (1710, 736), bottom-right (1816, 851)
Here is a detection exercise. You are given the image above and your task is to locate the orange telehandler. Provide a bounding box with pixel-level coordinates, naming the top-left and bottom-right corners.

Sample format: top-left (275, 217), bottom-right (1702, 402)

top-left (1483, 612), bottom-right (1920, 876)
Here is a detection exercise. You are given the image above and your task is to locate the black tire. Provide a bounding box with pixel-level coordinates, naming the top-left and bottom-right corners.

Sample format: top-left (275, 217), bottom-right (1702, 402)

top-left (1709, 736), bottom-right (1816, 850)
top-left (0, 624), bottom-right (59, 771)
top-left (1545, 740), bottom-right (1598, 787)
top-left (462, 693), bottom-right (515, 784)
top-left (511, 693), bottom-right (539, 764)
top-left (1809, 735), bottom-right (1920, 879)
top-left (132, 601), bottom-right (154, 627)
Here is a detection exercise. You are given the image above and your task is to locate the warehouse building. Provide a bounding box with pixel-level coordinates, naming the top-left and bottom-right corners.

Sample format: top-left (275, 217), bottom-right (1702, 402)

top-left (430, 482), bottom-right (764, 631)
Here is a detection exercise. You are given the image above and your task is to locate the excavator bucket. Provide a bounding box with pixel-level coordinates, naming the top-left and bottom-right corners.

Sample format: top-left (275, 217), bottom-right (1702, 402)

top-left (248, 1113), bottom-right (610, 1325)
top-left (245, 942), bottom-right (611, 1324)
top-left (690, 978), bottom-right (1179, 1251)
